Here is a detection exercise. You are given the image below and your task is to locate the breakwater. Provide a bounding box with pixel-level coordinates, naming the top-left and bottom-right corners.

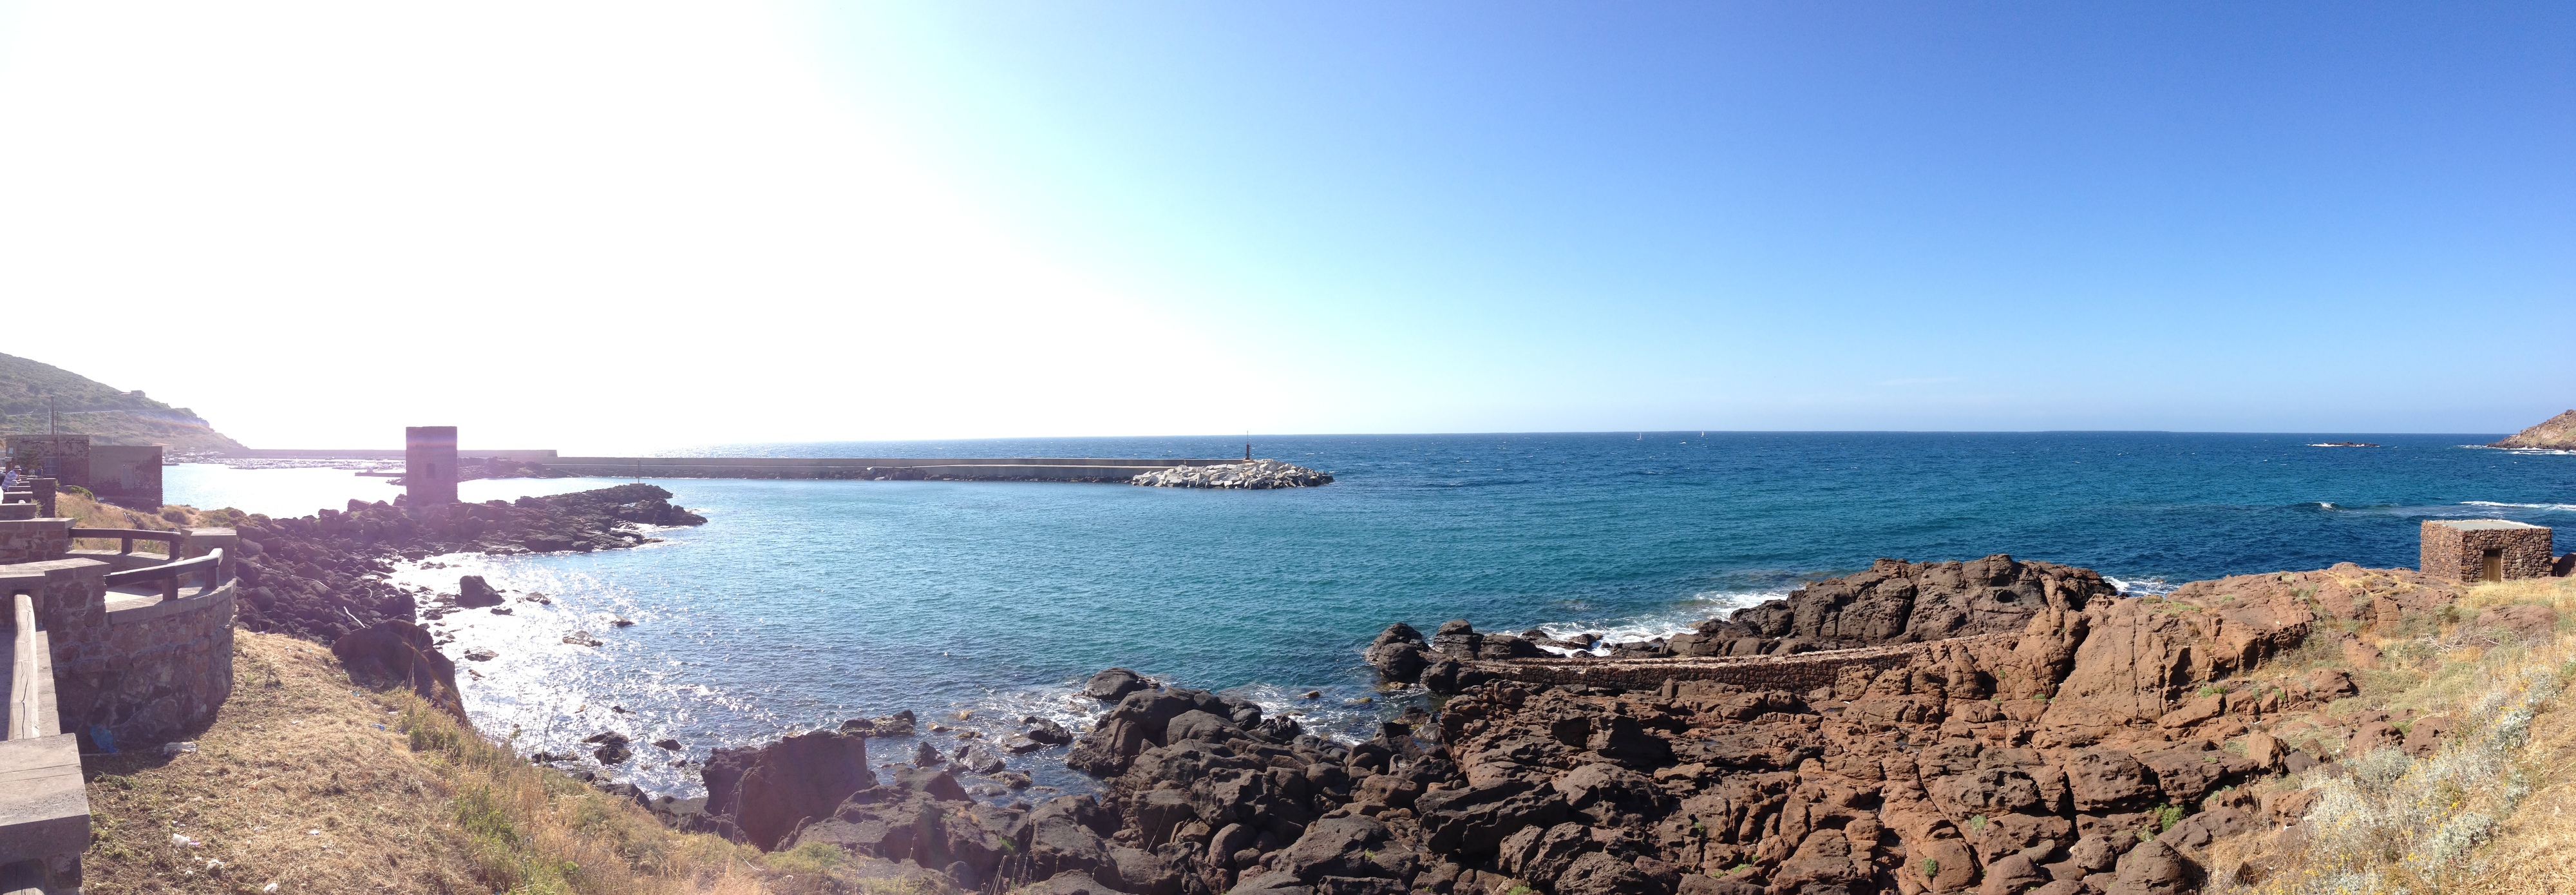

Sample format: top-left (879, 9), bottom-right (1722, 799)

top-left (216, 450), bottom-right (1253, 483)
top-left (538, 456), bottom-right (1242, 482)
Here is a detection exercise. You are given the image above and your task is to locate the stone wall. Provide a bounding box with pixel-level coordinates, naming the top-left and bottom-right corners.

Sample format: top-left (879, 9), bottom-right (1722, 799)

top-left (3, 552), bottom-right (236, 748)
top-left (3, 435), bottom-right (90, 487)
top-left (0, 518), bottom-right (70, 565)
top-left (70, 582), bottom-right (236, 746)
top-left (87, 445), bottom-right (163, 508)
top-left (2420, 520), bottom-right (2556, 582)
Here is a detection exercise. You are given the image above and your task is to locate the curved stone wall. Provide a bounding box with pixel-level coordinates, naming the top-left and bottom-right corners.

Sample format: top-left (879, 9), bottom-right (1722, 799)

top-left (23, 557), bottom-right (236, 748)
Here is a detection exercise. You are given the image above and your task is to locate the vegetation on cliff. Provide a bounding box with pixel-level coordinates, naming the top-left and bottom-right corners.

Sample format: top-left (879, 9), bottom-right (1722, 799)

top-left (2490, 409), bottom-right (2576, 450)
top-left (0, 351), bottom-right (244, 452)
top-left (79, 630), bottom-right (938, 894)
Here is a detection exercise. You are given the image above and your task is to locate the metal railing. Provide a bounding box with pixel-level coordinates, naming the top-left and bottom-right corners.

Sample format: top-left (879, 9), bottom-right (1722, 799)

top-left (99, 549), bottom-right (223, 603)
top-left (68, 528), bottom-right (182, 555)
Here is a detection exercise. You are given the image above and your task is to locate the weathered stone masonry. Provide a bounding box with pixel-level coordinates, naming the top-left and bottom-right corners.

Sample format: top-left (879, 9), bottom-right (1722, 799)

top-left (3, 521), bottom-right (238, 747)
top-left (2420, 519), bottom-right (2555, 582)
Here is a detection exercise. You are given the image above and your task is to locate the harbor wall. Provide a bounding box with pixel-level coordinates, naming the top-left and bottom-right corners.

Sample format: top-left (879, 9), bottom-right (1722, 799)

top-left (538, 457), bottom-right (1241, 481)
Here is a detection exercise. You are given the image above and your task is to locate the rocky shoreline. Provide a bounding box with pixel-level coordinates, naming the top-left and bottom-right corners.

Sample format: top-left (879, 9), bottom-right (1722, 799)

top-left (595, 553), bottom-right (2571, 895)
top-left (229, 483), bottom-right (706, 642)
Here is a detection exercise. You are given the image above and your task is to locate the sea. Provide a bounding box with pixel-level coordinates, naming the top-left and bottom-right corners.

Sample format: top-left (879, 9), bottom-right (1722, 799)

top-left (164, 432), bottom-right (2573, 797)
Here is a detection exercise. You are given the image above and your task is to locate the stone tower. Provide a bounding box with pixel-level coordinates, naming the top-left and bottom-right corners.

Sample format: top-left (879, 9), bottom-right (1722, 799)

top-left (406, 426), bottom-right (459, 506)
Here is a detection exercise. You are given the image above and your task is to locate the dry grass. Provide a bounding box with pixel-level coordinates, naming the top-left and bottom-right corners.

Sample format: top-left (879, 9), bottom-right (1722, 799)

top-left (50, 491), bottom-right (256, 554)
top-left (81, 630), bottom-right (939, 894)
top-left (2212, 575), bottom-right (2576, 895)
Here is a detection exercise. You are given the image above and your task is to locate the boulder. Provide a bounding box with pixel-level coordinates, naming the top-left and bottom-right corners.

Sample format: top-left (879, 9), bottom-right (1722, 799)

top-left (2403, 715), bottom-right (2455, 756)
top-left (956, 742), bottom-right (1007, 775)
top-left (841, 709), bottom-right (918, 738)
top-left (1026, 717), bottom-right (1075, 745)
top-left (1084, 668), bottom-right (1153, 702)
top-left (1364, 623), bottom-right (1431, 683)
top-left (1272, 816), bottom-right (1406, 882)
top-left (2110, 839), bottom-right (2197, 895)
top-left (2068, 749), bottom-right (2155, 812)
top-left (1551, 852), bottom-right (1651, 895)
top-left (701, 729), bottom-right (876, 850)
top-left (457, 574), bottom-right (504, 608)
top-left (1067, 687), bottom-right (1228, 776)
top-left (1026, 797), bottom-right (1117, 881)
top-left (330, 621), bottom-right (468, 720)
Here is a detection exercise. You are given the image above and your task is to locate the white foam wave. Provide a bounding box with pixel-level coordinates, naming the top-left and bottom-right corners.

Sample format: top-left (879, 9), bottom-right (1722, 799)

top-left (1523, 590), bottom-right (1789, 657)
top-left (2465, 445), bottom-right (2576, 456)
top-left (2461, 501), bottom-right (2576, 513)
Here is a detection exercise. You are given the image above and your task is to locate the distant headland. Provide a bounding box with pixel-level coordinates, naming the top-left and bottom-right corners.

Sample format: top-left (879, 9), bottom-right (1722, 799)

top-left (2490, 409), bottom-right (2576, 450)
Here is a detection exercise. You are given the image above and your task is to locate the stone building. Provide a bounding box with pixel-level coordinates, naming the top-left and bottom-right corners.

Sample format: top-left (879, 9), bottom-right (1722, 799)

top-left (2420, 519), bottom-right (2557, 582)
top-left (86, 445), bottom-right (163, 507)
top-left (405, 425), bottom-right (459, 506)
top-left (4, 434), bottom-right (89, 483)
top-left (3, 434), bottom-right (163, 507)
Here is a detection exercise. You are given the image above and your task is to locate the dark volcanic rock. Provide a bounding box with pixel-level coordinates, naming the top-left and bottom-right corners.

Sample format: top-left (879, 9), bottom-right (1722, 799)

top-left (840, 709), bottom-right (918, 738)
top-left (456, 575), bottom-right (504, 608)
top-left (1701, 554), bottom-right (2118, 653)
top-left (1083, 667), bottom-right (1153, 702)
top-left (702, 729), bottom-right (876, 851)
top-left (956, 742), bottom-right (1007, 775)
top-left (330, 620), bottom-right (468, 720)
top-left (229, 485), bottom-right (707, 644)
top-left (715, 560), bottom-right (2483, 895)
top-left (955, 562), bottom-right (2480, 895)
top-left (1025, 717), bottom-right (1075, 745)
top-left (1364, 622), bottom-right (1431, 684)
top-left (1066, 686), bottom-right (1233, 776)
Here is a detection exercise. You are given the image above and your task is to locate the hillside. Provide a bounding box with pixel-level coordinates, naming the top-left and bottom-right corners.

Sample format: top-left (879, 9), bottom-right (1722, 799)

top-left (2492, 409), bottom-right (2576, 450)
top-left (0, 352), bottom-right (244, 452)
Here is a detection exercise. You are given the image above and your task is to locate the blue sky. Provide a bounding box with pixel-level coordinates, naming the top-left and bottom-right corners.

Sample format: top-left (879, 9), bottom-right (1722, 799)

top-left (0, 3), bottom-right (2566, 447)
top-left (814, 3), bottom-right (2575, 432)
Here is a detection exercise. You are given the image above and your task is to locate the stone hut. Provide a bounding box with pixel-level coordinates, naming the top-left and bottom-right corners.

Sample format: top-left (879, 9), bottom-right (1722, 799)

top-left (2420, 519), bottom-right (2556, 582)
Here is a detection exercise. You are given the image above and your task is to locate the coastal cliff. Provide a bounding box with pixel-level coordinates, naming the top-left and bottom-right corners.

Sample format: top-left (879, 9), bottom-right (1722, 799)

top-left (2490, 409), bottom-right (2576, 450)
top-left (660, 556), bottom-right (2576, 895)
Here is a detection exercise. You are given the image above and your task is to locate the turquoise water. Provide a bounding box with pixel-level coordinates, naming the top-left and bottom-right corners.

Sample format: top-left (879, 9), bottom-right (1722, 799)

top-left (174, 432), bottom-right (2573, 796)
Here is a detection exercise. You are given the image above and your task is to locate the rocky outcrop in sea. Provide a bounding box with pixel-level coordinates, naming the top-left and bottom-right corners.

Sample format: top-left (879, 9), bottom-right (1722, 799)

top-left (229, 484), bottom-right (706, 642)
top-left (1132, 459), bottom-right (1334, 490)
top-left (675, 555), bottom-right (2519, 895)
